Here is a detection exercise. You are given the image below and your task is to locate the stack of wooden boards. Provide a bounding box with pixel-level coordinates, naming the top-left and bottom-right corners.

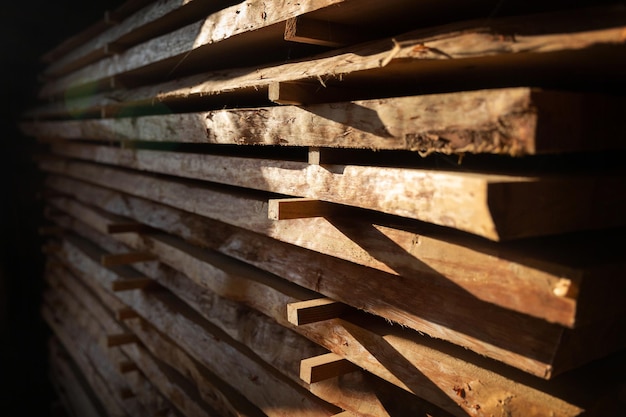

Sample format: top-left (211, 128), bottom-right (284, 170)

top-left (20, 0), bottom-right (626, 416)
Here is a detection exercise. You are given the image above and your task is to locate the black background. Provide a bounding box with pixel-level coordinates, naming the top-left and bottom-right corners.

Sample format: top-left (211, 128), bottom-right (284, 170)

top-left (1, 1), bottom-right (124, 414)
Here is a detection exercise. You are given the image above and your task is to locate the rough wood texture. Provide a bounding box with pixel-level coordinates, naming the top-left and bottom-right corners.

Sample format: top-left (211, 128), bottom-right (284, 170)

top-left (41, 169), bottom-right (626, 329)
top-left (59, 221), bottom-right (409, 417)
top-left (25, 87), bottom-right (608, 153)
top-left (49, 218), bottom-right (626, 417)
top-left (57, 237), bottom-right (340, 417)
top-left (28, 6), bottom-right (626, 121)
top-left (42, 151), bottom-right (626, 242)
top-left (43, 179), bottom-right (626, 380)
top-left (43, 0), bottom-right (237, 78)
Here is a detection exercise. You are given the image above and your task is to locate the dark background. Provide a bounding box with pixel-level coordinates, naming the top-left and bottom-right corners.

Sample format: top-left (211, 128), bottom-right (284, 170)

top-left (1, 1), bottom-right (124, 414)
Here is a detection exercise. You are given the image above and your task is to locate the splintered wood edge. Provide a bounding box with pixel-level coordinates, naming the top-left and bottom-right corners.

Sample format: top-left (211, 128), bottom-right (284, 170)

top-left (268, 198), bottom-right (338, 220)
top-left (300, 352), bottom-right (359, 384)
top-left (100, 251), bottom-right (158, 267)
top-left (287, 298), bottom-right (346, 325)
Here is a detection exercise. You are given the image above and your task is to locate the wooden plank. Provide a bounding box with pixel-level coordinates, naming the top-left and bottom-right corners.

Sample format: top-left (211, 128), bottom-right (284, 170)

top-left (47, 210), bottom-right (626, 417)
top-left (284, 16), bottom-right (365, 47)
top-left (40, 0), bottom-right (154, 63)
top-left (21, 87), bottom-right (626, 156)
top-left (42, 150), bottom-right (626, 242)
top-left (287, 298), bottom-right (347, 325)
top-left (56, 225), bottom-right (403, 417)
top-left (29, 6), bottom-right (626, 123)
top-left (43, 0), bottom-right (238, 78)
top-left (49, 262), bottom-right (249, 417)
top-left (55, 238), bottom-right (340, 417)
top-left (43, 180), bottom-right (626, 379)
top-left (300, 353), bottom-right (360, 384)
top-left (40, 168), bottom-right (626, 329)
top-left (268, 198), bottom-right (340, 220)
top-left (101, 251), bottom-right (158, 267)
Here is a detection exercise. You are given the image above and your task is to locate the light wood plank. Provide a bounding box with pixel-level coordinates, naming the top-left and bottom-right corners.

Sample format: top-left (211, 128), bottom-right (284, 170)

top-left (301, 353), bottom-right (359, 384)
top-left (40, 147), bottom-right (626, 240)
top-left (43, 0), bottom-right (236, 78)
top-left (21, 88), bottom-right (626, 156)
top-left (287, 298), bottom-right (347, 325)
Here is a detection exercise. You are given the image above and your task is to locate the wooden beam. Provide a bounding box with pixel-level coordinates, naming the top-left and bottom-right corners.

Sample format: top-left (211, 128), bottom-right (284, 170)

top-left (100, 251), bottom-right (157, 267)
top-left (284, 16), bottom-right (364, 47)
top-left (287, 298), bottom-right (347, 325)
top-left (268, 198), bottom-right (339, 220)
top-left (300, 353), bottom-right (359, 384)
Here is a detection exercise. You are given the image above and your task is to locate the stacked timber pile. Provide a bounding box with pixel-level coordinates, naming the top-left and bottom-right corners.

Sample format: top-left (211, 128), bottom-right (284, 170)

top-left (20, 0), bottom-right (626, 416)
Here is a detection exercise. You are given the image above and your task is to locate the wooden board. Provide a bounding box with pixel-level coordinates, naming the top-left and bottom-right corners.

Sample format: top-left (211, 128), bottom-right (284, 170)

top-left (44, 174), bottom-right (626, 329)
top-left (20, 88), bottom-right (626, 155)
top-left (45, 144), bottom-right (626, 241)
top-left (30, 5), bottom-right (626, 116)
top-left (43, 0), bottom-right (238, 78)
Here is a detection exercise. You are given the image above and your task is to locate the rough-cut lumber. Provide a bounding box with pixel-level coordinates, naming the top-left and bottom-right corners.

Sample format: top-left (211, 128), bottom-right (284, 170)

top-left (41, 169), bottom-right (626, 329)
top-left (40, 0), bottom-right (154, 64)
top-left (49, 339), bottom-right (109, 417)
top-left (43, 0), bottom-right (239, 78)
top-left (51, 261), bottom-right (259, 417)
top-left (20, 88), bottom-right (626, 156)
top-left (287, 298), bottom-right (347, 326)
top-left (44, 179), bottom-right (626, 380)
top-left (300, 353), bottom-right (360, 384)
top-left (45, 275), bottom-right (207, 417)
top-left (29, 5), bottom-right (626, 122)
top-left (42, 150), bottom-right (626, 242)
top-left (49, 221), bottom-right (626, 417)
top-left (58, 224), bottom-right (404, 417)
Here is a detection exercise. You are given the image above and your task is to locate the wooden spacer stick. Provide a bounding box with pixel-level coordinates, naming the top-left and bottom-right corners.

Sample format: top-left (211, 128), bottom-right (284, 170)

top-left (101, 252), bottom-right (157, 267)
top-left (284, 16), bottom-right (362, 47)
top-left (106, 222), bottom-right (150, 234)
top-left (118, 360), bottom-right (138, 374)
top-left (116, 308), bottom-right (140, 321)
top-left (106, 333), bottom-right (139, 347)
top-left (111, 277), bottom-right (153, 292)
top-left (300, 353), bottom-right (359, 384)
top-left (287, 298), bottom-right (346, 325)
top-left (268, 198), bottom-right (338, 220)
